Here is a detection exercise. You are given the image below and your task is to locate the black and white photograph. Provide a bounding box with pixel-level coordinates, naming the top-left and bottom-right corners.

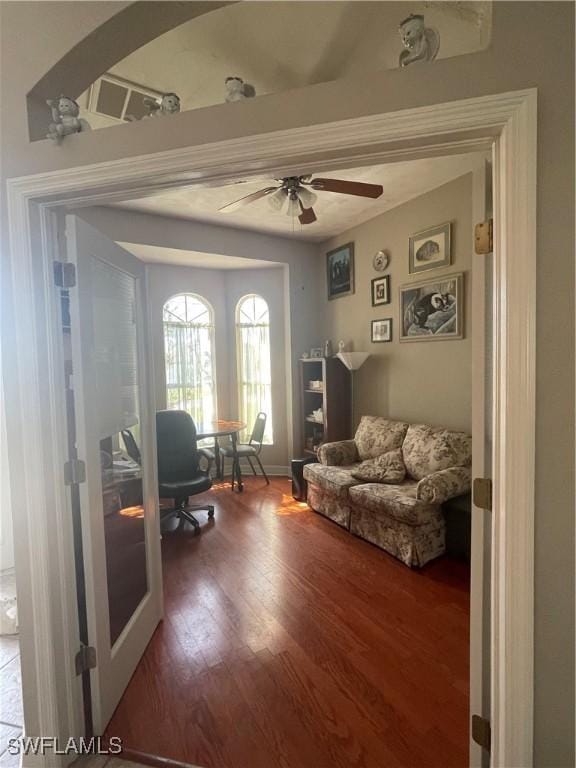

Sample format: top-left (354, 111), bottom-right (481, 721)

top-left (409, 222), bottom-right (451, 274)
top-left (399, 273), bottom-right (463, 342)
top-left (371, 318), bottom-right (392, 343)
top-left (371, 275), bottom-right (390, 306)
top-left (326, 242), bottom-right (354, 299)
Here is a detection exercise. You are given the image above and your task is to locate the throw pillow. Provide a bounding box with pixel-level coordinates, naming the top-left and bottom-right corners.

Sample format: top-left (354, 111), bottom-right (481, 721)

top-left (351, 448), bottom-right (406, 484)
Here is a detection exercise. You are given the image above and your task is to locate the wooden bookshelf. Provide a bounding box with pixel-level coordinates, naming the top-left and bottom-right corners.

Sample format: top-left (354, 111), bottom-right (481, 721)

top-left (300, 357), bottom-right (351, 457)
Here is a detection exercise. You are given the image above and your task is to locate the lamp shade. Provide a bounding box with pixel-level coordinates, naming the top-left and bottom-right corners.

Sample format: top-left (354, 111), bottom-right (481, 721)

top-left (336, 352), bottom-right (370, 371)
top-left (297, 187), bottom-right (318, 209)
top-left (268, 188), bottom-right (287, 212)
top-left (286, 195), bottom-right (300, 218)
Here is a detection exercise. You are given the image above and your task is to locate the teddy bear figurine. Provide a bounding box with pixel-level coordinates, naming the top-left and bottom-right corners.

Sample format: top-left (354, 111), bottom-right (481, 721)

top-left (142, 92), bottom-right (181, 117)
top-left (46, 96), bottom-right (91, 143)
top-left (224, 77), bottom-right (256, 103)
top-left (398, 14), bottom-right (440, 67)
top-left (225, 77), bottom-right (246, 102)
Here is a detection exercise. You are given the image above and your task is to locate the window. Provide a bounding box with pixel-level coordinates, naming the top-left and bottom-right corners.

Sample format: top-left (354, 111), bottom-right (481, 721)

top-left (87, 74), bottom-right (164, 122)
top-left (236, 295), bottom-right (273, 444)
top-left (163, 294), bottom-right (216, 425)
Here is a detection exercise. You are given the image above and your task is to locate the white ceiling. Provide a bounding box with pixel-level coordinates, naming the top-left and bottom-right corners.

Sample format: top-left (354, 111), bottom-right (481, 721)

top-left (117, 243), bottom-right (282, 270)
top-left (111, 152), bottom-right (487, 242)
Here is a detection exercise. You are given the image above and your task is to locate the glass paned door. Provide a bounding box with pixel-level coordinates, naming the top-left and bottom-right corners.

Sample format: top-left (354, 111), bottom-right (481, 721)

top-left (67, 216), bottom-right (162, 735)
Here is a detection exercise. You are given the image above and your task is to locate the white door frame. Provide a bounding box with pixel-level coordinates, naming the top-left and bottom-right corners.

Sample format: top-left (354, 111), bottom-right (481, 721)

top-left (5, 88), bottom-right (536, 767)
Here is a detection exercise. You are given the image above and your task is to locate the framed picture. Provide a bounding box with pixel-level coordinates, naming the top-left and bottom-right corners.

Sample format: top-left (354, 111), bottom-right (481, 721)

top-left (327, 242), bottom-right (354, 299)
top-left (371, 275), bottom-right (390, 306)
top-left (409, 221), bottom-right (451, 274)
top-left (310, 347), bottom-right (323, 358)
top-left (371, 318), bottom-right (392, 343)
top-left (399, 272), bottom-right (464, 342)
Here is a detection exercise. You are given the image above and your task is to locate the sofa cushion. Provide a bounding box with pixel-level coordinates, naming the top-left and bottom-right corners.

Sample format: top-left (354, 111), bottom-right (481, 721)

top-left (318, 439), bottom-right (358, 466)
top-left (416, 466), bottom-right (472, 504)
top-left (354, 416), bottom-right (409, 461)
top-left (402, 424), bottom-right (472, 481)
top-left (303, 462), bottom-right (362, 498)
top-left (348, 481), bottom-right (442, 526)
top-left (351, 448), bottom-right (406, 484)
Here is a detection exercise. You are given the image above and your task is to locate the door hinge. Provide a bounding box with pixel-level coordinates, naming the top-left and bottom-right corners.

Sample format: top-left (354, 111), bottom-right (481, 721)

top-left (64, 458), bottom-right (86, 486)
top-left (473, 477), bottom-right (492, 511)
top-left (474, 218), bottom-right (493, 254)
top-left (471, 714), bottom-right (491, 752)
top-left (75, 644), bottom-right (97, 676)
top-left (53, 261), bottom-right (76, 288)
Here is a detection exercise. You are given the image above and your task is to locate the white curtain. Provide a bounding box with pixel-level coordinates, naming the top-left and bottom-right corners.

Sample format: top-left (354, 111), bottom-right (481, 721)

top-left (163, 295), bottom-right (216, 427)
top-left (236, 296), bottom-right (273, 444)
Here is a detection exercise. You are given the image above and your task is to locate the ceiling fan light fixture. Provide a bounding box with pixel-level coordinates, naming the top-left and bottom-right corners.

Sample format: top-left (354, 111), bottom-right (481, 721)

top-left (267, 187), bottom-right (286, 212)
top-left (297, 187), bottom-right (318, 209)
top-left (286, 195), bottom-right (300, 218)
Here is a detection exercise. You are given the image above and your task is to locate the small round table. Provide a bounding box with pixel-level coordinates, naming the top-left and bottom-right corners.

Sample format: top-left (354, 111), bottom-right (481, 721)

top-left (196, 419), bottom-right (246, 491)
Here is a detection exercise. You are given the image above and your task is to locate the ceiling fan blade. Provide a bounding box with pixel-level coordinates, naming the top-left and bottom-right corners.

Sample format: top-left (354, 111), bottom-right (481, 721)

top-left (298, 202), bottom-right (317, 225)
top-left (310, 178), bottom-right (383, 198)
top-left (219, 186), bottom-right (280, 213)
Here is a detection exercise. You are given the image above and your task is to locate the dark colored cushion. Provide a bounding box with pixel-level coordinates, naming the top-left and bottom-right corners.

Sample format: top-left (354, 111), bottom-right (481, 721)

top-left (159, 475), bottom-right (212, 498)
top-left (219, 444), bottom-right (258, 457)
top-left (351, 448), bottom-right (406, 484)
top-left (156, 410), bottom-right (201, 481)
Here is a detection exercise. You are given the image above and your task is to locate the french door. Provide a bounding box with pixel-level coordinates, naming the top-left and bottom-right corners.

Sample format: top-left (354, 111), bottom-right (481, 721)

top-left (67, 216), bottom-right (163, 734)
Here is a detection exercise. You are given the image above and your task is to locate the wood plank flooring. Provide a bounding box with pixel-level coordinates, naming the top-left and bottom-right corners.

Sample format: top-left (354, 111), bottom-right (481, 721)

top-left (106, 477), bottom-right (470, 768)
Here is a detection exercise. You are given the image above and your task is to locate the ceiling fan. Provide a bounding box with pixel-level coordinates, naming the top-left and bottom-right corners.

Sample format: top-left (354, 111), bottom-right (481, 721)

top-left (218, 175), bottom-right (384, 225)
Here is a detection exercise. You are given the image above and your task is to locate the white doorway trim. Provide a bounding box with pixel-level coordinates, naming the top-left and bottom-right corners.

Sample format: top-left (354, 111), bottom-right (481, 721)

top-left (5, 88), bottom-right (536, 767)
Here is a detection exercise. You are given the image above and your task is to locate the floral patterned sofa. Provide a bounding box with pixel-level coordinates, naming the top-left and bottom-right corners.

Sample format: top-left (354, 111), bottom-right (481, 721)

top-left (303, 416), bottom-right (472, 567)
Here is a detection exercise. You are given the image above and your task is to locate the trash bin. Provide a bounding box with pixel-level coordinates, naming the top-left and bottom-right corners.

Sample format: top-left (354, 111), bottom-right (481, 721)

top-left (291, 456), bottom-right (318, 501)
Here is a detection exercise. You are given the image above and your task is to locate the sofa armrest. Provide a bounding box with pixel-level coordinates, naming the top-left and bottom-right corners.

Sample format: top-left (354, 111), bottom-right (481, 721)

top-left (318, 440), bottom-right (358, 466)
top-left (416, 466), bottom-right (472, 504)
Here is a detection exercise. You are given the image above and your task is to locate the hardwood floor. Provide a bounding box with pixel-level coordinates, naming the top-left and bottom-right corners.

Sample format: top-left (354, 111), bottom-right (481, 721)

top-left (106, 477), bottom-right (470, 768)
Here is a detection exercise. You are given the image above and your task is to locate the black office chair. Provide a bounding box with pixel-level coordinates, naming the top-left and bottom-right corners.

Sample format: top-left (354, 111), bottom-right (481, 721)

top-left (121, 429), bottom-right (141, 464)
top-left (220, 412), bottom-right (270, 487)
top-left (156, 410), bottom-right (214, 533)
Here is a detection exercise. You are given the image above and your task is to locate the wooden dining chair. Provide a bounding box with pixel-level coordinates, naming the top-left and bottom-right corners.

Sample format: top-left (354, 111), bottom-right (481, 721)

top-left (220, 412), bottom-right (270, 487)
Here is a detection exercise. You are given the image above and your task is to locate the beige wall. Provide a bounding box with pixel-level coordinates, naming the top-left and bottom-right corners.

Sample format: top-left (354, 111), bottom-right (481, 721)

top-left (320, 173), bottom-right (473, 433)
top-left (2, 4), bottom-right (573, 763)
top-left (147, 262), bottom-right (289, 469)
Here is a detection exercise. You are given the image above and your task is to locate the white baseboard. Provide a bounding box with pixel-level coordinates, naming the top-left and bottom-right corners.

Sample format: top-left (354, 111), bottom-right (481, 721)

top-left (263, 465), bottom-right (289, 476)
top-left (219, 465), bottom-right (289, 478)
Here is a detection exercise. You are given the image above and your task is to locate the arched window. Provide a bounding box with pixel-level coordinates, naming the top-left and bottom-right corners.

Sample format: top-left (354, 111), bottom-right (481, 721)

top-left (236, 295), bottom-right (273, 444)
top-left (163, 294), bottom-right (216, 425)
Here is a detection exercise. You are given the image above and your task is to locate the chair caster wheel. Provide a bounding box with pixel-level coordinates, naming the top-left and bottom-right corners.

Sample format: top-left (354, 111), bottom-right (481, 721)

top-left (208, 507), bottom-right (215, 518)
